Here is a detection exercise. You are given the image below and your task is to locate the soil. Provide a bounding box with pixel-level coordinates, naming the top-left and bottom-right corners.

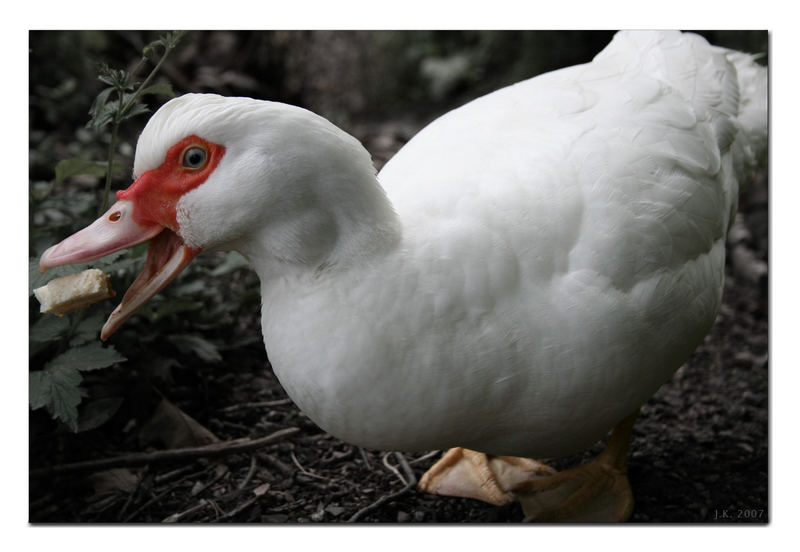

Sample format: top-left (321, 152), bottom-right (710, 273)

top-left (28, 122), bottom-right (769, 524)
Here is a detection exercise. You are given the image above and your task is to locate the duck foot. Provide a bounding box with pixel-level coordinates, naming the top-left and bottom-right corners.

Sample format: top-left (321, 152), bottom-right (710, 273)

top-left (513, 452), bottom-right (634, 522)
top-left (417, 447), bottom-right (557, 506)
top-left (417, 412), bottom-right (638, 522)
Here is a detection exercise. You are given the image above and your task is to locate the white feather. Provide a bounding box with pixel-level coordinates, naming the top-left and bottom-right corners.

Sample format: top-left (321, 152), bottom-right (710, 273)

top-left (134, 31), bottom-right (767, 458)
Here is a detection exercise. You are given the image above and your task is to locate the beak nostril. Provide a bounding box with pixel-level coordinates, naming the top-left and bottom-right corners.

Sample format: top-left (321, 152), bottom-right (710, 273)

top-left (109, 211), bottom-right (122, 222)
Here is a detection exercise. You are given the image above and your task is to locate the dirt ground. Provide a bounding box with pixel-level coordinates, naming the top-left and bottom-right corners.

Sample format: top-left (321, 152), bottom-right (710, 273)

top-left (28, 119), bottom-right (769, 524)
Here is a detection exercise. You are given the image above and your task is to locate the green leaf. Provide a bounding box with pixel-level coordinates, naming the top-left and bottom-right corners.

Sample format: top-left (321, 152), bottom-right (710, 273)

top-left (97, 74), bottom-right (116, 87)
top-left (93, 85), bottom-right (115, 107)
top-left (30, 328), bottom-right (124, 433)
top-left (86, 105), bottom-right (116, 130)
top-left (88, 86), bottom-right (114, 117)
top-left (139, 82), bottom-right (175, 98)
top-left (45, 341), bottom-right (126, 373)
top-left (69, 313), bottom-right (107, 347)
top-left (120, 103), bottom-right (151, 122)
top-left (54, 157), bottom-right (109, 184)
top-left (48, 368), bottom-right (83, 431)
top-left (87, 86), bottom-right (117, 129)
top-left (29, 366), bottom-right (84, 431)
top-left (29, 371), bottom-right (51, 410)
top-left (158, 30), bottom-right (187, 50)
top-left (169, 334), bottom-right (222, 363)
top-left (97, 66), bottom-right (133, 90)
top-left (29, 314), bottom-right (70, 343)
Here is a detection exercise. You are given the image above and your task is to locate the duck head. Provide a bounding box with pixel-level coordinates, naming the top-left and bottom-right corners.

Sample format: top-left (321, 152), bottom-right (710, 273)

top-left (40, 93), bottom-right (397, 340)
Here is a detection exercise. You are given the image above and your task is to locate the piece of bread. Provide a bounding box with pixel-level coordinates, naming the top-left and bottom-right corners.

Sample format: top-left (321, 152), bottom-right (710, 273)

top-left (34, 268), bottom-right (115, 315)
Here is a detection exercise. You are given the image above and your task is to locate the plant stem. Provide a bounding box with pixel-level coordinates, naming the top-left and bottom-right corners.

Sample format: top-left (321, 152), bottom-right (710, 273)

top-left (99, 121), bottom-right (119, 215)
top-left (98, 32), bottom-right (186, 213)
top-left (120, 47), bottom-right (172, 117)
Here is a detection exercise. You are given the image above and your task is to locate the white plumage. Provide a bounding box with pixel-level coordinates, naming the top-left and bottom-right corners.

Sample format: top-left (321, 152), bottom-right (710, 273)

top-left (225, 30), bottom-right (764, 457)
top-left (41, 30), bottom-right (767, 520)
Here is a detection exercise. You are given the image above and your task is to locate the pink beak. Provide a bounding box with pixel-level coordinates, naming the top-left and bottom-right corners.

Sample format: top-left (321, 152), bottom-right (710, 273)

top-left (40, 199), bottom-right (199, 339)
top-left (40, 200), bottom-right (161, 269)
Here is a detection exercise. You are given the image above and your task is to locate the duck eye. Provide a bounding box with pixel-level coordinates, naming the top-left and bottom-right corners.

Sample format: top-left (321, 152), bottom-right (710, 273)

top-left (182, 146), bottom-right (208, 170)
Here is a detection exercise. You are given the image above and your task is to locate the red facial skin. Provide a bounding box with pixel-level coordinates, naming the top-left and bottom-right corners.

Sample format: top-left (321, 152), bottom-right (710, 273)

top-left (117, 135), bottom-right (226, 230)
top-left (94, 135), bottom-right (227, 338)
top-left (39, 135), bottom-right (227, 339)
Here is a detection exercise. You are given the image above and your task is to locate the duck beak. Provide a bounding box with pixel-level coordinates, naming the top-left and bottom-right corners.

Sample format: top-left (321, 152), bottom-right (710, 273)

top-left (40, 200), bottom-right (161, 269)
top-left (39, 199), bottom-right (200, 340)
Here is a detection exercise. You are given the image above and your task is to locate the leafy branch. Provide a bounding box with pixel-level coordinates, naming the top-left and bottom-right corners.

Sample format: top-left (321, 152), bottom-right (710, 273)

top-left (87, 30), bottom-right (186, 213)
top-left (30, 31), bottom-right (188, 432)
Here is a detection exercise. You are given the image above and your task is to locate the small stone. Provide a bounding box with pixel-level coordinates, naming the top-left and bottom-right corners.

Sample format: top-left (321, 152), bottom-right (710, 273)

top-left (190, 481), bottom-right (204, 496)
top-left (325, 505), bottom-right (345, 517)
top-left (310, 502), bottom-right (325, 522)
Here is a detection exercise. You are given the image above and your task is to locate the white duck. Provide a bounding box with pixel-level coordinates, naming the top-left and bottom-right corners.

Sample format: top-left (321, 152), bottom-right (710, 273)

top-left (40, 31), bottom-right (767, 522)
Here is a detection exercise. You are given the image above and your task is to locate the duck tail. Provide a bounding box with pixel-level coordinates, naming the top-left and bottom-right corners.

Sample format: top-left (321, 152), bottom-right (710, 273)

top-left (726, 49), bottom-right (768, 181)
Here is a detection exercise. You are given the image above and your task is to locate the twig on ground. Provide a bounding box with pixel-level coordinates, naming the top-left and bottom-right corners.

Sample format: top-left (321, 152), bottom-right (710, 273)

top-left (154, 464), bottom-right (198, 484)
top-left (319, 445), bottom-right (355, 465)
top-left (382, 453), bottom-right (408, 486)
top-left (358, 447), bottom-right (373, 469)
top-left (190, 464), bottom-right (229, 497)
top-left (125, 464), bottom-right (216, 521)
top-left (214, 495), bottom-right (258, 522)
top-left (220, 399), bottom-right (293, 413)
top-left (155, 468), bottom-right (209, 494)
top-left (117, 469), bottom-right (146, 520)
top-left (290, 449), bottom-right (332, 482)
top-left (203, 482), bottom-right (271, 522)
top-left (408, 450), bottom-right (441, 466)
top-left (348, 453), bottom-right (417, 523)
top-left (238, 455), bottom-right (258, 490)
top-left (259, 452), bottom-right (294, 476)
top-left (87, 494), bottom-right (121, 519)
top-left (348, 481), bottom-right (413, 522)
top-left (162, 499), bottom-right (211, 523)
top-left (30, 427), bottom-right (300, 478)
top-left (394, 452), bottom-right (417, 486)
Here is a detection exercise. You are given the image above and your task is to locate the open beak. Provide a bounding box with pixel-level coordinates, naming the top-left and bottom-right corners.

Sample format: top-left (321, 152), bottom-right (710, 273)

top-left (39, 199), bottom-right (200, 340)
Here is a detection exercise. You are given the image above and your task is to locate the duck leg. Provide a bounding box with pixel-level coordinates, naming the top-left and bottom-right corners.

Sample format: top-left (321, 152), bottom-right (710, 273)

top-left (417, 411), bottom-right (638, 522)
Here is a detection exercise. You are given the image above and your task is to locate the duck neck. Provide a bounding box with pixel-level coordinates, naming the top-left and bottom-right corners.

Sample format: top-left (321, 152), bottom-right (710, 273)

top-left (238, 169), bottom-right (402, 283)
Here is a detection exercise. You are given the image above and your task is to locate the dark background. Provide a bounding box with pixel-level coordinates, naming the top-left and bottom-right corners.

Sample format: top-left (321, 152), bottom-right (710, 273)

top-left (29, 30), bottom-right (768, 523)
